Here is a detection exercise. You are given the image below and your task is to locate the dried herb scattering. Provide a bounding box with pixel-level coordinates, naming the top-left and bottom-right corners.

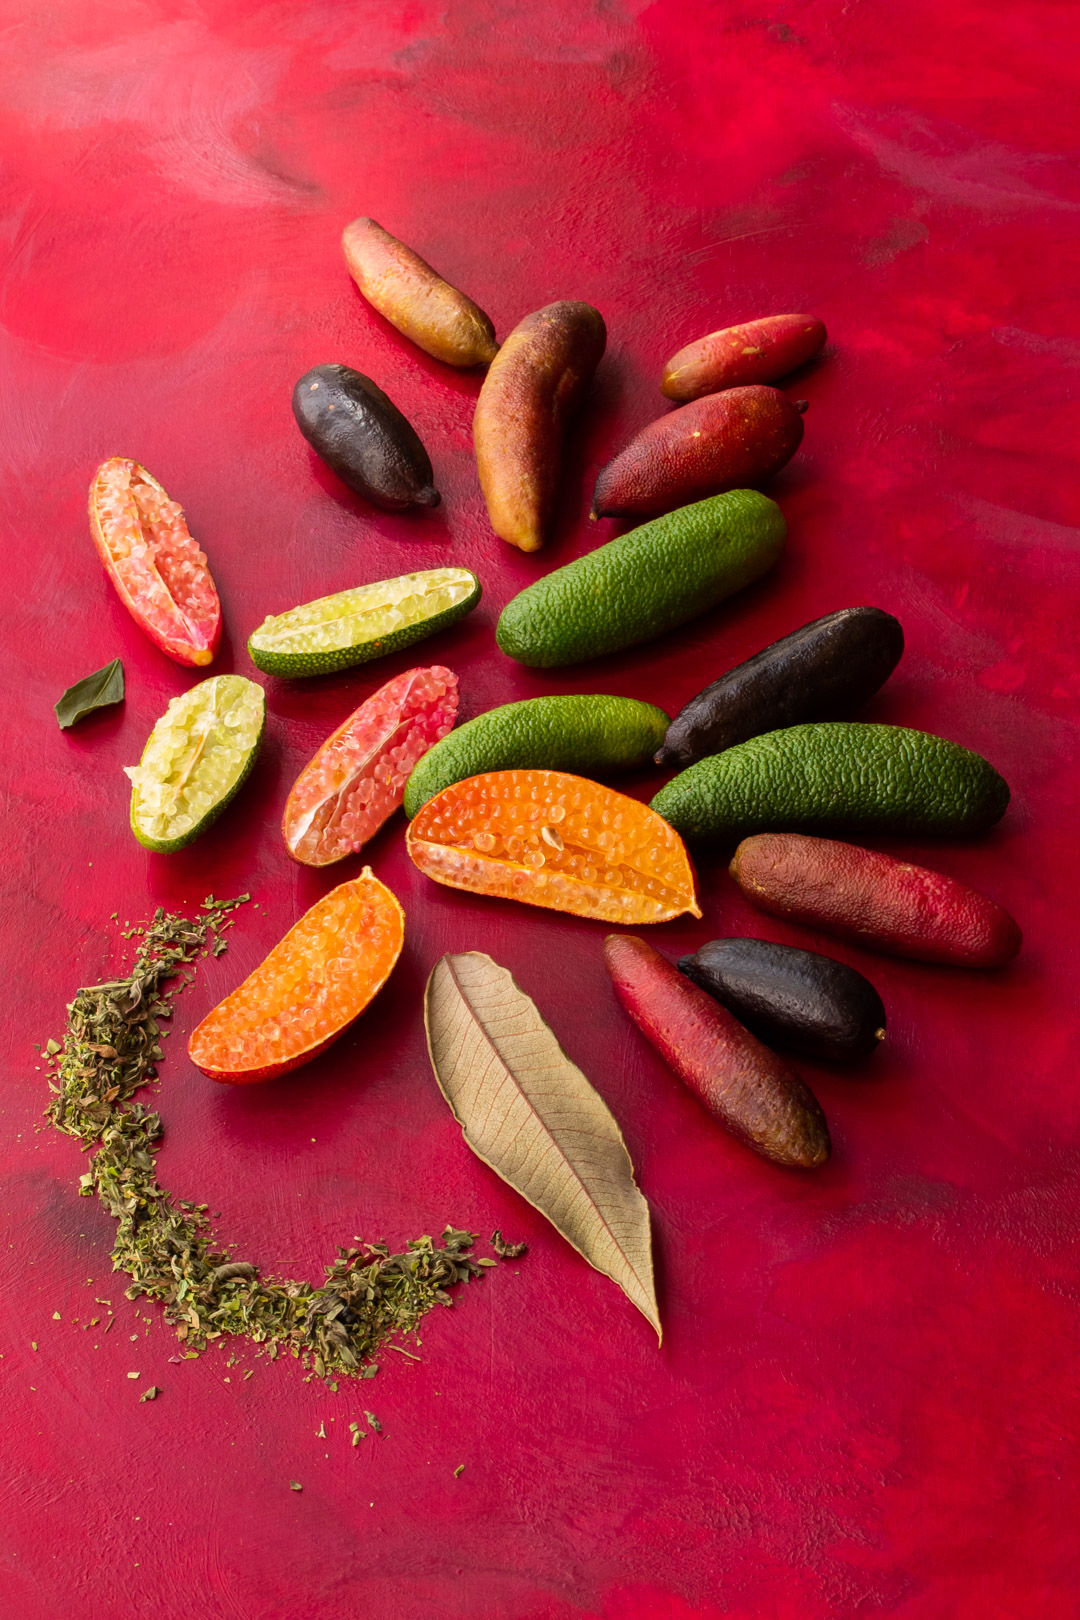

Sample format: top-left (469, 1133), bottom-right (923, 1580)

top-left (45, 900), bottom-right (508, 1384)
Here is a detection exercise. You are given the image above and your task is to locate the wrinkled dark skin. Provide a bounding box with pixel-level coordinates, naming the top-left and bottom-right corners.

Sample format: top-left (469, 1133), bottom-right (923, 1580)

top-left (292, 364), bottom-right (440, 512)
top-left (656, 606), bottom-right (904, 767)
top-left (678, 938), bottom-right (887, 1063)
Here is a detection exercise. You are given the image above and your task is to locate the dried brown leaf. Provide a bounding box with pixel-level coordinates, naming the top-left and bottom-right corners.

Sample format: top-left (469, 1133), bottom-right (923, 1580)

top-left (424, 951), bottom-right (660, 1340)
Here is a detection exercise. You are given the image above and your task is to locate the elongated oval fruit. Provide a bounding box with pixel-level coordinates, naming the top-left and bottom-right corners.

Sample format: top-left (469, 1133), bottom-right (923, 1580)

top-left (656, 606), bottom-right (905, 768)
top-left (592, 387), bottom-right (805, 521)
top-left (731, 833), bottom-right (1022, 968)
top-left (283, 666), bottom-right (458, 866)
top-left (678, 938), bottom-right (886, 1062)
top-left (604, 934), bottom-right (830, 1168)
top-left (403, 694), bottom-right (669, 818)
top-left (652, 723), bottom-right (1010, 841)
top-left (248, 568), bottom-right (481, 678)
top-left (280, 662), bottom-right (459, 867)
top-left (661, 314), bottom-right (827, 402)
top-left (497, 489), bottom-right (785, 669)
top-left (407, 769), bottom-right (701, 925)
top-left (292, 364), bottom-right (439, 511)
top-left (89, 458), bottom-right (221, 667)
top-left (474, 301), bottom-right (606, 552)
top-left (124, 675), bottom-right (264, 852)
top-left (342, 216), bottom-right (498, 368)
top-left (189, 870), bottom-right (404, 1083)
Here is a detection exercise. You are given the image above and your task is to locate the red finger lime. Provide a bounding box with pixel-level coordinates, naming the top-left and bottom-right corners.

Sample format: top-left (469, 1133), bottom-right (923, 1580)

top-left (188, 870), bottom-right (404, 1083)
top-left (89, 458), bottom-right (221, 667)
top-left (283, 666), bottom-right (459, 867)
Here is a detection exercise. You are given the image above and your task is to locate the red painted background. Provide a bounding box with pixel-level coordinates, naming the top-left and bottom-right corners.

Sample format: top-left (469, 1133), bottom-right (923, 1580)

top-left (2, 2), bottom-right (1079, 1615)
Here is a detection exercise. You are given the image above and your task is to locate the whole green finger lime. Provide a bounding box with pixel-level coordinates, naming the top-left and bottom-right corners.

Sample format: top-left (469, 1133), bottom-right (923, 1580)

top-left (496, 489), bottom-right (785, 669)
top-left (403, 694), bottom-right (669, 817)
top-left (651, 723), bottom-right (1010, 841)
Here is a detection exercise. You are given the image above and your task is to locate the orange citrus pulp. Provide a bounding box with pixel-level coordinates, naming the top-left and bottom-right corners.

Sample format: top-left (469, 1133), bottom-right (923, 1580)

top-left (406, 769), bottom-right (700, 924)
top-left (188, 869), bottom-right (404, 1083)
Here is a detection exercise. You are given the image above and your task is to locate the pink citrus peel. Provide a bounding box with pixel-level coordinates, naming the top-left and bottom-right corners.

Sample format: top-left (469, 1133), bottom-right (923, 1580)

top-left (730, 834), bottom-right (1022, 968)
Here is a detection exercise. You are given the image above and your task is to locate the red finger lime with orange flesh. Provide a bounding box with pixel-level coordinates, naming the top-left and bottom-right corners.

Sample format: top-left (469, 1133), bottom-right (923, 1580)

top-left (407, 768), bottom-right (701, 924)
top-left (188, 870), bottom-right (404, 1083)
top-left (283, 666), bottom-right (458, 867)
top-left (89, 457), bottom-right (221, 667)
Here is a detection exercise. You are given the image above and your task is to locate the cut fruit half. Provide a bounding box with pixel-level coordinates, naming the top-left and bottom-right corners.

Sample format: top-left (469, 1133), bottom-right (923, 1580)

top-left (283, 666), bottom-right (459, 866)
top-left (247, 568), bottom-right (481, 677)
top-left (407, 769), bottom-right (701, 924)
top-left (125, 675), bottom-right (264, 852)
top-left (89, 458), bottom-right (221, 667)
top-left (188, 869), bottom-right (405, 1083)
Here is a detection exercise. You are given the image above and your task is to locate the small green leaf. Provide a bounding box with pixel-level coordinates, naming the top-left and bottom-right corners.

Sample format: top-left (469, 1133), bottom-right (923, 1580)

top-left (55, 659), bottom-right (125, 730)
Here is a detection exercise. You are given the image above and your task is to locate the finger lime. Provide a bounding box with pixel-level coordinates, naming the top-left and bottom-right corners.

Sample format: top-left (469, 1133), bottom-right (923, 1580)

top-left (248, 568), bottom-right (481, 677)
top-left (403, 694), bottom-right (668, 818)
top-left (651, 723), bottom-right (1010, 841)
top-left (125, 675), bottom-right (265, 852)
top-left (495, 489), bottom-right (785, 668)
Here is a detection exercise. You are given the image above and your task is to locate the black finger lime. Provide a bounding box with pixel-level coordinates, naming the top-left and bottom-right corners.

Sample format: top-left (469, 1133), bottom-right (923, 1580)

top-left (656, 605), bottom-right (905, 767)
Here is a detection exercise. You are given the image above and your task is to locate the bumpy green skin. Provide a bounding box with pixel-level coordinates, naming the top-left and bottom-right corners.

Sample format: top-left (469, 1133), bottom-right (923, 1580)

top-left (248, 576), bottom-right (482, 677)
top-left (651, 723), bottom-right (1010, 841)
top-left (403, 694), bottom-right (670, 817)
top-left (131, 710), bottom-right (266, 854)
top-left (495, 490), bottom-right (786, 668)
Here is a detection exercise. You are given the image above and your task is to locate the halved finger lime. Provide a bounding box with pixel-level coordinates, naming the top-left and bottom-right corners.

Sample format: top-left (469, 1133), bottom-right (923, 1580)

top-left (247, 568), bottom-right (481, 677)
top-left (89, 458), bottom-right (222, 668)
top-left (125, 675), bottom-right (265, 851)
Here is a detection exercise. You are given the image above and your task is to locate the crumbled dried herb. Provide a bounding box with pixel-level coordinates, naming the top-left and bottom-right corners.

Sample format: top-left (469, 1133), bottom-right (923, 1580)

top-left (45, 900), bottom-right (513, 1385)
top-left (491, 1229), bottom-right (528, 1259)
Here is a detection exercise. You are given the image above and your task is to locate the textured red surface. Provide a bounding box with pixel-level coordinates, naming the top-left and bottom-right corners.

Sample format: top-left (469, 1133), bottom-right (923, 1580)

top-left (2, 3), bottom-right (1079, 1616)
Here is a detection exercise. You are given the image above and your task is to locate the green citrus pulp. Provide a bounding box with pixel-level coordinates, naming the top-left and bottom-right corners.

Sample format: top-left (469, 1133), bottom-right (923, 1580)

top-left (125, 675), bottom-right (265, 852)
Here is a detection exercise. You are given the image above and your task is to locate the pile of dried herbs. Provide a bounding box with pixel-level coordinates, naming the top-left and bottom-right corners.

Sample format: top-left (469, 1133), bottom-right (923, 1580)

top-left (45, 899), bottom-right (517, 1384)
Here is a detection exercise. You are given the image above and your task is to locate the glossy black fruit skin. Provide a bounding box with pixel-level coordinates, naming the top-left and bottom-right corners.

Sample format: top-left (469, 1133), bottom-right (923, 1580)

top-left (677, 937), bottom-right (886, 1063)
top-left (292, 364), bottom-right (440, 512)
top-left (655, 605), bottom-right (904, 768)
